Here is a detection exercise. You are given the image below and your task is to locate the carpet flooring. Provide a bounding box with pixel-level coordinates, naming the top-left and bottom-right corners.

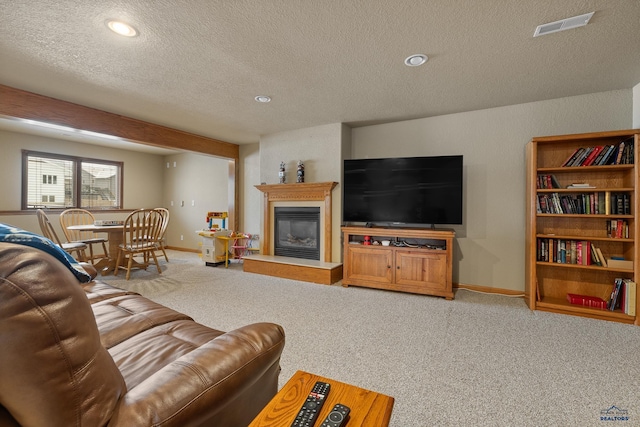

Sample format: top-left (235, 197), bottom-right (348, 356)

top-left (100, 250), bottom-right (640, 426)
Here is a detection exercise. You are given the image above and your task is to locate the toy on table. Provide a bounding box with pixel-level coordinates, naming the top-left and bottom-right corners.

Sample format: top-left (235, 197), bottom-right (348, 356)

top-left (206, 211), bottom-right (228, 230)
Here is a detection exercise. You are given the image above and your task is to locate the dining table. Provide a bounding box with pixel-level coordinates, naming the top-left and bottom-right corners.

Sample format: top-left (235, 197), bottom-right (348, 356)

top-left (66, 223), bottom-right (144, 275)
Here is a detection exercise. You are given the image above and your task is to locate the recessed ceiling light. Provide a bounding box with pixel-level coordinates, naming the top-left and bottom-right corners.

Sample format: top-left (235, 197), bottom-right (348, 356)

top-left (106, 20), bottom-right (138, 37)
top-left (255, 96), bottom-right (271, 103)
top-left (404, 54), bottom-right (428, 67)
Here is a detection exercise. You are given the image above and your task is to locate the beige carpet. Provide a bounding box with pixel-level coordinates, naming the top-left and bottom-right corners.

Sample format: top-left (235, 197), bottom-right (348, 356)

top-left (100, 250), bottom-right (640, 427)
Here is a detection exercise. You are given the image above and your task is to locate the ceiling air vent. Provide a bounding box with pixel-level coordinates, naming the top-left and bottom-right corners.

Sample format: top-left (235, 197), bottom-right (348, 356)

top-left (533, 12), bottom-right (594, 37)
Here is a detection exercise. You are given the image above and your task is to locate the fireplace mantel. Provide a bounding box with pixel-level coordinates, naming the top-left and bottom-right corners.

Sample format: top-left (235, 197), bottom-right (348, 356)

top-left (255, 182), bottom-right (337, 262)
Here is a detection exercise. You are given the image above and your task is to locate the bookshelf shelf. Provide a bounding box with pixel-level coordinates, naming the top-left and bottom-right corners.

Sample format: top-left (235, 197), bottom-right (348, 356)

top-left (526, 129), bottom-right (640, 325)
top-left (537, 188), bottom-right (634, 193)
top-left (538, 164), bottom-right (634, 173)
top-left (535, 261), bottom-right (633, 273)
top-left (537, 297), bottom-right (635, 323)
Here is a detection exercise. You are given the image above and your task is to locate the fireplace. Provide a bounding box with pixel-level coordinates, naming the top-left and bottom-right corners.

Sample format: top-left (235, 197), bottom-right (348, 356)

top-left (274, 207), bottom-right (320, 260)
top-left (246, 182), bottom-right (342, 285)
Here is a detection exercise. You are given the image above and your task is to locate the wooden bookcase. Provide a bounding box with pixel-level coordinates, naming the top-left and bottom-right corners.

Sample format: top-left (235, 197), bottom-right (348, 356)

top-left (342, 226), bottom-right (454, 299)
top-left (525, 129), bottom-right (640, 325)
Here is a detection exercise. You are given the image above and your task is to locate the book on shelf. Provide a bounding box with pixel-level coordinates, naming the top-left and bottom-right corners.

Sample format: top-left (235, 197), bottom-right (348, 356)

top-left (623, 279), bottom-right (636, 316)
top-left (581, 146), bottom-right (603, 166)
top-left (608, 278), bottom-right (624, 311)
top-left (561, 148), bottom-right (583, 167)
top-left (595, 247), bottom-right (607, 267)
top-left (614, 142), bottom-right (625, 165)
top-left (560, 138), bottom-right (634, 167)
top-left (606, 258), bottom-right (633, 270)
top-left (607, 219), bottom-right (629, 238)
top-left (566, 293), bottom-right (607, 310)
top-left (607, 278), bottom-right (637, 314)
top-left (537, 192), bottom-right (612, 215)
top-left (537, 238), bottom-right (603, 266)
top-left (536, 174), bottom-right (561, 189)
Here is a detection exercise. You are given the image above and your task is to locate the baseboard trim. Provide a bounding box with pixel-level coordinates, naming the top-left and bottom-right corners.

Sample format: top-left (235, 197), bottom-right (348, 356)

top-left (166, 246), bottom-right (200, 253)
top-left (454, 283), bottom-right (524, 297)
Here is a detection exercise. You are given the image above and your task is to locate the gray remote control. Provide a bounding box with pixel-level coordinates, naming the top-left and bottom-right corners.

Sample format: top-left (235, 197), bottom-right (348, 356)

top-left (319, 403), bottom-right (350, 427)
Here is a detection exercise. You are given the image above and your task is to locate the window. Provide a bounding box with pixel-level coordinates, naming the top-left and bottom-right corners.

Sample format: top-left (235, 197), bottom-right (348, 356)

top-left (22, 150), bottom-right (123, 210)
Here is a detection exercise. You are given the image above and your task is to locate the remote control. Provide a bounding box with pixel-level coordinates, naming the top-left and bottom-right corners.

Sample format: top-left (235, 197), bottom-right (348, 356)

top-left (319, 403), bottom-right (350, 427)
top-left (290, 381), bottom-right (330, 427)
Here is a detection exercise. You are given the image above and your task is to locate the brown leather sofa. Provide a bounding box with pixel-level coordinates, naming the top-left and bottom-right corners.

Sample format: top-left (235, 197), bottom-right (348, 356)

top-left (0, 242), bottom-right (285, 426)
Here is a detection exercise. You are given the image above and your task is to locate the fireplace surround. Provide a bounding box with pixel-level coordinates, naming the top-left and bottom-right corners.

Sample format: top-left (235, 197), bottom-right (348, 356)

top-left (254, 182), bottom-right (337, 262)
top-left (245, 182), bottom-right (342, 285)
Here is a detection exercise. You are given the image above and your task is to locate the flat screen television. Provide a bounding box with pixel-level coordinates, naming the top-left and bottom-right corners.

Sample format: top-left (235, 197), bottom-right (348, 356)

top-left (343, 155), bottom-right (463, 226)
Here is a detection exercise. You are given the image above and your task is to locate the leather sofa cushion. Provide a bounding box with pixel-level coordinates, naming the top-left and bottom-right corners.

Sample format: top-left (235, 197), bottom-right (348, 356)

top-left (82, 280), bottom-right (137, 303)
top-left (109, 319), bottom-right (226, 389)
top-left (92, 294), bottom-right (193, 349)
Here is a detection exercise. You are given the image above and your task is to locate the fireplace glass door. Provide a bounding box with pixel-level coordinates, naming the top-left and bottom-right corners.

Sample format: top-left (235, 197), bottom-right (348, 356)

top-left (274, 207), bottom-right (320, 260)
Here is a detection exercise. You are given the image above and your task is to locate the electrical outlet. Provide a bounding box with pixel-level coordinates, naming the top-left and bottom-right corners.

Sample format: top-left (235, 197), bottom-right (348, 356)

top-left (191, 200), bottom-right (195, 206)
top-left (166, 162), bottom-right (170, 168)
top-left (170, 201), bottom-right (174, 206)
top-left (173, 161), bottom-right (177, 167)
top-left (180, 235), bottom-right (184, 241)
top-left (180, 201), bottom-right (184, 207)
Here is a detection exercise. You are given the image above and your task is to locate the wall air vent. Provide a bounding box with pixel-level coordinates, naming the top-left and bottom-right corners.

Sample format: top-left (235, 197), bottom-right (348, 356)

top-left (533, 12), bottom-right (594, 37)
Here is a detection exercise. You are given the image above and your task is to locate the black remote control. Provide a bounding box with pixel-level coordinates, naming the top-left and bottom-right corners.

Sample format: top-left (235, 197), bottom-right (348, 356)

top-left (319, 403), bottom-right (350, 427)
top-left (291, 381), bottom-right (330, 427)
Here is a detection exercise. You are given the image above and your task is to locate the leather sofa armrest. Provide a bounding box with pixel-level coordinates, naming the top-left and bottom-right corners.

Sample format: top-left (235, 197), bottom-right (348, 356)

top-left (108, 322), bottom-right (285, 427)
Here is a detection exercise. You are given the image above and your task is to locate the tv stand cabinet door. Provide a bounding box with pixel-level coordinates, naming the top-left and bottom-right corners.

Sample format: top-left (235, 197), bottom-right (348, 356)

top-left (395, 250), bottom-right (450, 296)
top-left (344, 246), bottom-right (393, 286)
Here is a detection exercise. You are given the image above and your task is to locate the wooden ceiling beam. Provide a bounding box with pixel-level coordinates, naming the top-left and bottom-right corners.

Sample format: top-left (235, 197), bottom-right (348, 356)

top-left (0, 84), bottom-right (239, 160)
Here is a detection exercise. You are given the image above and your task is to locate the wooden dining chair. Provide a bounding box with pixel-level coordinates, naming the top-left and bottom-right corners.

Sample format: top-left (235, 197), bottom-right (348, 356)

top-left (36, 209), bottom-right (88, 262)
top-left (115, 208), bottom-right (164, 280)
top-left (59, 208), bottom-right (109, 263)
top-left (153, 207), bottom-right (170, 262)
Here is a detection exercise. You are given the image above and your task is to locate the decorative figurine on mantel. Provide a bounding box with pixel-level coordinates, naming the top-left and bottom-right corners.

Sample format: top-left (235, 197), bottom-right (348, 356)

top-left (296, 160), bottom-right (305, 183)
top-left (279, 161), bottom-right (286, 184)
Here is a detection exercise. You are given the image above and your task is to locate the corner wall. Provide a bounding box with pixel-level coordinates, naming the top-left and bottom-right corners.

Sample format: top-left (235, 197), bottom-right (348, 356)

top-left (351, 90), bottom-right (633, 291)
top-left (257, 123), bottom-right (345, 262)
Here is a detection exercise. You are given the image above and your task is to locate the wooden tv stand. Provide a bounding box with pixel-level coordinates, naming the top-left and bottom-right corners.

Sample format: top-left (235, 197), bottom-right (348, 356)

top-left (342, 226), bottom-right (454, 299)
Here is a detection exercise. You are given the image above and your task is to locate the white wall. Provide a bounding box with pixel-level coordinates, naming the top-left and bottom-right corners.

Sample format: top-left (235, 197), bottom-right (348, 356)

top-left (162, 152), bottom-right (229, 251)
top-left (240, 143), bottom-right (261, 237)
top-left (351, 90), bottom-right (633, 291)
top-left (256, 123), bottom-right (346, 262)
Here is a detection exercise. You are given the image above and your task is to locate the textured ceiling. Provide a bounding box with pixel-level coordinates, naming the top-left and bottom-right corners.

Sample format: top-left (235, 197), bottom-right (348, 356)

top-left (1, 0), bottom-right (639, 146)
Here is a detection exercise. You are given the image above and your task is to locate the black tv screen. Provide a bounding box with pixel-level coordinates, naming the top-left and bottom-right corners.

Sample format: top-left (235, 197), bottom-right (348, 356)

top-left (343, 155), bottom-right (463, 226)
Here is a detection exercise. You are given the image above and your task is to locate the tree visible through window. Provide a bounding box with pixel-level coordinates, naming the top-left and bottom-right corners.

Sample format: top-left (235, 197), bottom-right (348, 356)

top-left (22, 150), bottom-right (123, 209)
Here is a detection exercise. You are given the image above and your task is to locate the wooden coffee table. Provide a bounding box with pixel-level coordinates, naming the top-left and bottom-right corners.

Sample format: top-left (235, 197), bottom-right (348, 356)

top-left (249, 370), bottom-right (394, 427)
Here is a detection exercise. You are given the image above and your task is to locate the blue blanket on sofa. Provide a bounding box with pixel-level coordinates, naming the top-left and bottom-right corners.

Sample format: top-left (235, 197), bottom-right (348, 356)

top-left (0, 223), bottom-right (92, 283)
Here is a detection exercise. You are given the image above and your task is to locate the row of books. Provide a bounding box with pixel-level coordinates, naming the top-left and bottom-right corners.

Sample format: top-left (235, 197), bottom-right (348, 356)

top-left (537, 174), bottom-right (561, 189)
top-left (561, 138), bottom-right (634, 167)
top-left (566, 278), bottom-right (636, 315)
top-left (608, 278), bottom-right (636, 314)
top-left (536, 192), bottom-right (630, 215)
top-left (536, 239), bottom-right (607, 266)
top-left (607, 219), bottom-right (630, 239)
